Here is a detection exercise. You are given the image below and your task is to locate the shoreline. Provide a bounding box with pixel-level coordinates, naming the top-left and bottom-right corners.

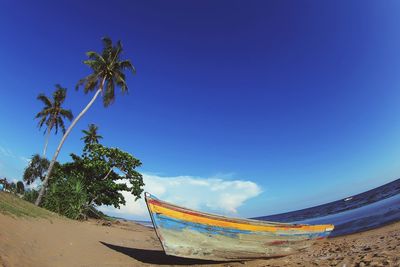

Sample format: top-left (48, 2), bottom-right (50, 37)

top-left (1, 213), bottom-right (399, 266)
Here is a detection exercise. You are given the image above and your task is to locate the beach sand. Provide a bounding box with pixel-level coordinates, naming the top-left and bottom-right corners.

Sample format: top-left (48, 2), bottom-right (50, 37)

top-left (0, 213), bottom-right (399, 267)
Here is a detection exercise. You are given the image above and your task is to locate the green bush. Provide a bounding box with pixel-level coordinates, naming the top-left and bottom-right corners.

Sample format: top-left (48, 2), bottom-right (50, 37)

top-left (23, 142), bottom-right (144, 220)
top-left (23, 189), bottom-right (39, 203)
top-left (43, 174), bottom-right (88, 220)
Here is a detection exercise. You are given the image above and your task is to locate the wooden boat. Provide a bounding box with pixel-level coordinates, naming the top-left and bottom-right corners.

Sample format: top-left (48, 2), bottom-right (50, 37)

top-left (145, 193), bottom-right (334, 261)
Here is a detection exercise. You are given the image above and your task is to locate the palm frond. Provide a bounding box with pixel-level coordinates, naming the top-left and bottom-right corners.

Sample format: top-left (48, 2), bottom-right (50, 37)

top-left (37, 116), bottom-right (48, 131)
top-left (119, 60), bottom-right (136, 74)
top-left (57, 116), bottom-right (66, 134)
top-left (35, 108), bottom-right (52, 119)
top-left (84, 74), bottom-right (99, 93)
top-left (53, 85), bottom-right (67, 104)
top-left (85, 51), bottom-right (105, 64)
top-left (83, 60), bottom-right (101, 71)
top-left (103, 79), bottom-right (115, 107)
top-left (114, 72), bottom-right (128, 93)
top-left (88, 123), bottom-right (98, 132)
top-left (76, 74), bottom-right (99, 93)
top-left (54, 117), bottom-right (59, 134)
top-left (81, 129), bottom-right (89, 140)
top-left (102, 37), bottom-right (113, 60)
top-left (76, 77), bottom-right (86, 90)
top-left (60, 109), bottom-right (73, 121)
top-left (37, 94), bottom-right (52, 107)
top-left (102, 37), bottom-right (112, 50)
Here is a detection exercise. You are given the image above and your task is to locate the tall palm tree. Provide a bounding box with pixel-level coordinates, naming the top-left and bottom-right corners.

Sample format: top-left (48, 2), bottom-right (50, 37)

top-left (35, 85), bottom-right (73, 157)
top-left (35, 37), bottom-right (136, 206)
top-left (81, 124), bottom-right (103, 145)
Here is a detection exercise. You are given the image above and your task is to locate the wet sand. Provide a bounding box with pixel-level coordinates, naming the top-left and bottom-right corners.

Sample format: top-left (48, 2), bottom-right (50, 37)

top-left (0, 213), bottom-right (399, 267)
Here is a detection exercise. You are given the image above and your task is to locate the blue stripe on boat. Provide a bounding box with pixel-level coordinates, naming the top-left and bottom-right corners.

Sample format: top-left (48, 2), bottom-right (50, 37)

top-left (153, 213), bottom-right (331, 239)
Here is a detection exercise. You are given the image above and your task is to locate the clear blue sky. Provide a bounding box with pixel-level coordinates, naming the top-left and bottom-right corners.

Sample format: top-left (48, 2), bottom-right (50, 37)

top-left (1, 0), bottom-right (400, 218)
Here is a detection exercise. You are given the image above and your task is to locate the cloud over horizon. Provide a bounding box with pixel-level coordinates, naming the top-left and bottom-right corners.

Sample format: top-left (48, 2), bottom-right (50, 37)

top-left (99, 173), bottom-right (262, 220)
top-left (0, 145), bottom-right (30, 180)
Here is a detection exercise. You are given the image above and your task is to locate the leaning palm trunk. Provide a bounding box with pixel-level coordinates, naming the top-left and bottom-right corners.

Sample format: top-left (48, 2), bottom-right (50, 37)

top-left (43, 119), bottom-right (55, 157)
top-left (42, 127), bottom-right (51, 157)
top-left (35, 79), bottom-right (105, 206)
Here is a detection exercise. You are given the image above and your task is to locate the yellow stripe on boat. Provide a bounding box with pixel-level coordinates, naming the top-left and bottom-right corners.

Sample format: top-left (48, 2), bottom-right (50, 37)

top-left (149, 201), bottom-right (333, 233)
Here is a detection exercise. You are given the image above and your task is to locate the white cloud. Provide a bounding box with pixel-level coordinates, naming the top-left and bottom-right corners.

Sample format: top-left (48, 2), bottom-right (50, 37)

top-left (0, 146), bottom-right (30, 164)
top-left (19, 156), bottom-right (30, 163)
top-left (25, 179), bottom-right (41, 190)
top-left (0, 146), bottom-right (15, 158)
top-left (98, 173), bottom-right (262, 220)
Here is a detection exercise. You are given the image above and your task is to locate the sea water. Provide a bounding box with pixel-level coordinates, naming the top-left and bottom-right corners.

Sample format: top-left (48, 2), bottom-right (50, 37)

top-left (294, 193), bottom-right (400, 237)
top-left (256, 178), bottom-right (400, 237)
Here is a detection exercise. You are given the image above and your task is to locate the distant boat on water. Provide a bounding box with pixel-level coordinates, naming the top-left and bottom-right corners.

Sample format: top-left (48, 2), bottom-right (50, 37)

top-left (145, 193), bottom-right (334, 261)
top-left (344, 197), bottom-right (353, 202)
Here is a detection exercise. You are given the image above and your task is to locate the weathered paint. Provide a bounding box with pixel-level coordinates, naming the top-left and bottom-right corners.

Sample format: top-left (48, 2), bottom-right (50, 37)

top-left (145, 193), bottom-right (334, 261)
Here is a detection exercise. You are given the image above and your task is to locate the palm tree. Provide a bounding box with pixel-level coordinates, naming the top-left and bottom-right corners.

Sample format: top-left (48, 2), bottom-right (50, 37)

top-left (81, 124), bottom-right (103, 145)
top-left (35, 85), bottom-right (73, 157)
top-left (35, 37), bottom-right (136, 206)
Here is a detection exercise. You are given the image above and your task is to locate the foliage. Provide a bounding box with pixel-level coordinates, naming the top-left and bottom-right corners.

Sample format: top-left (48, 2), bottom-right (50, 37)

top-left (23, 189), bottom-right (39, 203)
top-left (72, 143), bottom-right (144, 207)
top-left (35, 85), bottom-right (73, 135)
top-left (41, 143), bottom-right (144, 219)
top-left (16, 181), bottom-right (25, 194)
top-left (23, 154), bottom-right (51, 185)
top-left (81, 124), bottom-right (103, 145)
top-left (43, 174), bottom-right (88, 219)
top-left (76, 37), bottom-right (136, 107)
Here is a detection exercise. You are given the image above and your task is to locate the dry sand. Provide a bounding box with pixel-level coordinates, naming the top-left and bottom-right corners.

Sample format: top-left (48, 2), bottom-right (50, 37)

top-left (0, 213), bottom-right (399, 267)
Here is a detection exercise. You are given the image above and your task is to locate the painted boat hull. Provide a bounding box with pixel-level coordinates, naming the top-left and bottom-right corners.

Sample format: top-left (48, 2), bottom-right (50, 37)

top-left (145, 193), bottom-right (334, 261)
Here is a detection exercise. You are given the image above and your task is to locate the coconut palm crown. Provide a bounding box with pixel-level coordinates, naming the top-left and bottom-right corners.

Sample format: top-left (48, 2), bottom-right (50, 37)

top-left (81, 124), bottom-right (103, 145)
top-left (76, 37), bottom-right (136, 107)
top-left (35, 85), bottom-right (73, 156)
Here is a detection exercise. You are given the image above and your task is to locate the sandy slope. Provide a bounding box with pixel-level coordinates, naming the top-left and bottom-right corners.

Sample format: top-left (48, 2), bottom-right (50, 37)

top-left (0, 213), bottom-right (399, 267)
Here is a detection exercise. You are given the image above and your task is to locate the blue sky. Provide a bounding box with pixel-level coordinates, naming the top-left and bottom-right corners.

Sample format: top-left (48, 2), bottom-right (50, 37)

top-left (1, 1), bottom-right (400, 219)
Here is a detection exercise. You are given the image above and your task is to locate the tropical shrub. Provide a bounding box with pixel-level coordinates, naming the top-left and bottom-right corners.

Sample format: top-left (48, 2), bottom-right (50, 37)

top-left (43, 173), bottom-right (88, 219)
top-left (40, 143), bottom-right (144, 219)
top-left (23, 189), bottom-right (39, 203)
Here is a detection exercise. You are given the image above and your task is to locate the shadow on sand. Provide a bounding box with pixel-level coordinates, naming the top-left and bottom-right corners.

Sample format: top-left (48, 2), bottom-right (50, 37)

top-left (100, 241), bottom-right (232, 265)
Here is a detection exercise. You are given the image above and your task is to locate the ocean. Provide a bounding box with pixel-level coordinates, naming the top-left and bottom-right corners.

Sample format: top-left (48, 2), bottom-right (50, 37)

top-left (254, 178), bottom-right (400, 237)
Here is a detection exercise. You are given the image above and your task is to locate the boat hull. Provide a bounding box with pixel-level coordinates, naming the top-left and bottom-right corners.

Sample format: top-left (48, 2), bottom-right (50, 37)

top-left (145, 193), bottom-right (334, 261)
